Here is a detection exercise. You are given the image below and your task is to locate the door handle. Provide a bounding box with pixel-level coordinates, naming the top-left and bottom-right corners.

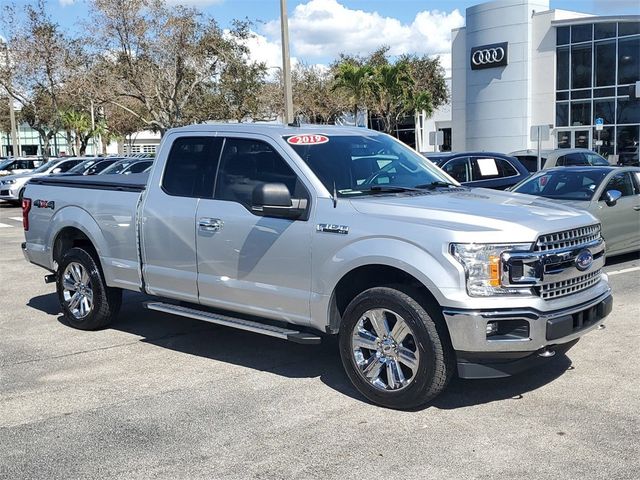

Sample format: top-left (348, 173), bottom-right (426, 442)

top-left (198, 218), bottom-right (223, 232)
top-left (634, 206), bottom-right (640, 211)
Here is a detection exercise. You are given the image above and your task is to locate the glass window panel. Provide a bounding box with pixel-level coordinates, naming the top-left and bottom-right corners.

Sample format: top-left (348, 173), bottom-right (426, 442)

top-left (594, 40), bottom-right (616, 86)
top-left (571, 89), bottom-right (591, 99)
top-left (556, 91), bottom-right (569, 101)
top-left (594, 22), bottom-right (616, 40)
top-left (571, 44), bottom-right (592, 88)
top-left (618, 22), bottom-right (640, 37)
top-left (571, 100), bottom-right (592, 126)
top-left (556, 102), bottom-right (569, 127)
top-left (594, 99), bottom-right (615, 124)
top-left (593, 126), bottom-right (615, 158)
top-left (557, 26), bottom-right (570, 45)
top-left (593, 87), bottom-right (616, 98)
top-left (617, 98), bottom-right (640, 124)
top-left (556, 46), bottom-right (570, 90)
top-left (571, 24), bottom-right (592, 43)
top-left (618, 36), bottom-right (640, 85)
top-left (616, 125), bottom-right (640, 166)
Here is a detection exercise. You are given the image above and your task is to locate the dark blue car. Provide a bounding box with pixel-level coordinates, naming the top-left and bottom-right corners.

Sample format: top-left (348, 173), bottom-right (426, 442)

top-left (421, 151), bottom-right (530, 190)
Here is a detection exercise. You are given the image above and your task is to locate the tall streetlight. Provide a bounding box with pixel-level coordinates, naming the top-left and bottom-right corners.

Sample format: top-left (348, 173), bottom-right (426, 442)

top-left (279, 0), bottom-right (294, 124)
top-left (1, 41), bottom-right (19, 157)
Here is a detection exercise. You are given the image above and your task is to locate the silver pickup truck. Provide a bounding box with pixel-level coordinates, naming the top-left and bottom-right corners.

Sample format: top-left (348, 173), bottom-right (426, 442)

top-left (21, 124), bottom-right (612, 409)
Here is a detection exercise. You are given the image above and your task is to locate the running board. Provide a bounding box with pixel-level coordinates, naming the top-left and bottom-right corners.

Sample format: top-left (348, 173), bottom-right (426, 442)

top-left (143, 301), bottom-right (321, 345)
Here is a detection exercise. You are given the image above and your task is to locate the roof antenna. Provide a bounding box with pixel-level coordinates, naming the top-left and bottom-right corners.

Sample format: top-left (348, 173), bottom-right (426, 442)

top-left (332, 181), bottom-right (338, 208)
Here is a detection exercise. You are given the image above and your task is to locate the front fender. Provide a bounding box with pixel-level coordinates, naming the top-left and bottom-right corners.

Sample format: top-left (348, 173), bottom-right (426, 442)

top-left (309, 237), bottom-right (463, 331)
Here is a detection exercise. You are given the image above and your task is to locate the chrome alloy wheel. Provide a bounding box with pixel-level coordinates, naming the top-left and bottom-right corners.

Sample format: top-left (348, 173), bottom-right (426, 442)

top-left (351, 308), bottom-right (420, 391)
top-left (61, 262), bottom-right (94, 319)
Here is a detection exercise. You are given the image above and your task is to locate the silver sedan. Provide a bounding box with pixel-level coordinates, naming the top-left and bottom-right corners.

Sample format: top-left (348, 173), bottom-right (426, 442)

top-left (511, 166), bottom-right (640, 256)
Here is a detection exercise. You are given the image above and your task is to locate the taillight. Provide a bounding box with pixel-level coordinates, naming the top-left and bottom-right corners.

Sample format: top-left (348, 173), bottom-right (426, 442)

top-left (22, 197), bottom-right (31, 231)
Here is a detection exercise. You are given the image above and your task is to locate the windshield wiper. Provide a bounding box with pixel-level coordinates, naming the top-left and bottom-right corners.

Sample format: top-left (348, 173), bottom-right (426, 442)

top-left (414, 181), bottom-right (459, 190)
top-left (364, 185), bottom-right (425, 193)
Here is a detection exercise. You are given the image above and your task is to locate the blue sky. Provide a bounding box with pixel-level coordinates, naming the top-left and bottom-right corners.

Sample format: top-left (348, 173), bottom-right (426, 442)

top-left (5, 0), bottom-right (639, 69)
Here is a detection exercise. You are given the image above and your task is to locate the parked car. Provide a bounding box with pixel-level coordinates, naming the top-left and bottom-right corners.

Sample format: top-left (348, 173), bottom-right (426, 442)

top-left (100, 158), bottom-right (153, 175)
top-left (0, 157), bottom-right (84, 203)
top-left (22, 124), bottom-right (612, 409)
top-left (0, 158), bottom-right (45, 176)
top-left (511, 166), bottom-right (640, 256)
top-left (57, 158), bottom-right (123, 176)
top-left (510, 148), bottom-right (610, 171)
top-left (421, 151), bottom-right (529, 189)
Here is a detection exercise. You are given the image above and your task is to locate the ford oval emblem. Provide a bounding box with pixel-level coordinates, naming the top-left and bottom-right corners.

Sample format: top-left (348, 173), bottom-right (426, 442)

top-left (575, 250), bottom-right (593, 271)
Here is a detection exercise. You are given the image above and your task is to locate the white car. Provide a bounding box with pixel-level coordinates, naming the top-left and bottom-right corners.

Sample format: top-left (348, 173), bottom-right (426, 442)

top-left (0, 158), bottom-right (83, 203)
top-left (0, 158), bottom-right (44, 177)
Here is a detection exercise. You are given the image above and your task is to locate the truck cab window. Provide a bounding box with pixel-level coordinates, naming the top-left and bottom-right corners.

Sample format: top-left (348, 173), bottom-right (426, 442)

top-left (162, 137), bottom-right (222, 198)
top-left (215, 138), bottom-right (306, 209)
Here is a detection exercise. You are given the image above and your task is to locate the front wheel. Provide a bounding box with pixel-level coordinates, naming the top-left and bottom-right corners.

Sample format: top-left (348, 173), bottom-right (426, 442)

top-left (56, 247), bottom-right (122, 330)
top-left (339, 287), bottom-right (454, 409)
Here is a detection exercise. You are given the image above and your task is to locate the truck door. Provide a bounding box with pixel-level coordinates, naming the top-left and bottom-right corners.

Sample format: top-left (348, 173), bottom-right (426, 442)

top-left (140, 134), bottom-right (222, 302)
top-left (195, 134), bottom-right (314, 325)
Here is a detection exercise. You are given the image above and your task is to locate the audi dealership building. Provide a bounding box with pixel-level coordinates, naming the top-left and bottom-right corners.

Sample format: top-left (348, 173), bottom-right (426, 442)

top-left (419, 0), bottom-right (639, 165)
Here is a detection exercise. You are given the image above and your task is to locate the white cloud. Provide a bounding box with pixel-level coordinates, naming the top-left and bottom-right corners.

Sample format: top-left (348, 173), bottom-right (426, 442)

top-left (59, 0), bottom-right (76, 6)
top-left (263, 0), bottom-right (464, 60)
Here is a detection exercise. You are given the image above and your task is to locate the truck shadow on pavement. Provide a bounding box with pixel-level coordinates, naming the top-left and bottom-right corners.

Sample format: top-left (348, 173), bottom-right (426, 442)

top-left (28, 290), bottom-right (573, 411)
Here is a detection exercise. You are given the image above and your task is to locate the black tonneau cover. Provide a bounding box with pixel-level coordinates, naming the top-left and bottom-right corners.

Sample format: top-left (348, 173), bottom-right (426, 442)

top-left (29, 173), bottom-right (148, 193)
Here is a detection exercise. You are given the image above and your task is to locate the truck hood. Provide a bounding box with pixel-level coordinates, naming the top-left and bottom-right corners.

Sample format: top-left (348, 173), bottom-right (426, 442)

top-left (349, 188), bottom-right (598, 242)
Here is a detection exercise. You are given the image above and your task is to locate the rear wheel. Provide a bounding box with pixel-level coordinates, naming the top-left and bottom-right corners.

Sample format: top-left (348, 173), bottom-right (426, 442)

top-left (56, 247), bottom-right (121, 330)
top-left (339, 287), bottom-right (454, 409)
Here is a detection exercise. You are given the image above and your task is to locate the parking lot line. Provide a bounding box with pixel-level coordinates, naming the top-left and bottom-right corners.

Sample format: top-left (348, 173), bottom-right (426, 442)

top-left (607, 266), bottom-right (640, 276)
top-left (0, 223), bottom-right (12, 228)
top-left (9, 217), bottom-right (23, 222)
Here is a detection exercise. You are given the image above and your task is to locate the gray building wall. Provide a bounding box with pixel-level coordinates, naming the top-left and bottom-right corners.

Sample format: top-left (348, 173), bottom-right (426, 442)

top-left (452, 0), bottom-right (550, 152)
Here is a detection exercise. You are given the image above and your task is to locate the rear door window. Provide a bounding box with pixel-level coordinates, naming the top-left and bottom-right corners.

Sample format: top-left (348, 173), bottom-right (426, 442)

top-left (442, 157), bottom-right (471, 183)
top-left (584, 152), bottom-right (610, 166)
top-left (558, 153), bottom-right (588, 166)
top-left (162, 137), bottom-right (223, 198)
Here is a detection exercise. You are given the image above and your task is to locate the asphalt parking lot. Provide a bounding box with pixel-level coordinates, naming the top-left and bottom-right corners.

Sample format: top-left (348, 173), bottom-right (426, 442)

top-left (1, 201), bottom-right (639, 480)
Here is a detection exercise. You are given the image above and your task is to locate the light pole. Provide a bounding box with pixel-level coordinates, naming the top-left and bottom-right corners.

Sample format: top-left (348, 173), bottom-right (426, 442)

top-left (1, 41), bottom-right (19, 157)
top-left (279, 0), bottom-right (294, 124)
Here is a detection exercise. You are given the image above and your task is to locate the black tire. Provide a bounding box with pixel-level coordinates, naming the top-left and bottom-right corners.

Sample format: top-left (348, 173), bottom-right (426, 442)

top-left (56, 247), bottom-right (122, 330)
top-left (339, 286), bottom-right (454, 409)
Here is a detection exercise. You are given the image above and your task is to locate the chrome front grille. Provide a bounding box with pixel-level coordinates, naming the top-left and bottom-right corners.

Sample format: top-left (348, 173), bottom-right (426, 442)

top-left (539, 269), bottom-right (602, 300)
top-left (535, 224), bottom-right (601, 252)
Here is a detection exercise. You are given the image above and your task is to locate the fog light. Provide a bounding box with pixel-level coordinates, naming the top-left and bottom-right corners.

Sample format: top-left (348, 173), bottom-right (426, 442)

top-left (486, 321), bottom-right (499, 337)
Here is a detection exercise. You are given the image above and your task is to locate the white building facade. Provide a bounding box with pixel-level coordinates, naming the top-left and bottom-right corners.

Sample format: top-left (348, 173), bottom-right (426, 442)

top-left (446, 0), bottom-right (639, 163)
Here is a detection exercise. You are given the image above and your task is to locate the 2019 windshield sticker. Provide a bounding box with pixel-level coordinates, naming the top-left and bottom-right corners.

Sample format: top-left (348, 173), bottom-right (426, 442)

top-left (287, 134), bottom-right (329, 145)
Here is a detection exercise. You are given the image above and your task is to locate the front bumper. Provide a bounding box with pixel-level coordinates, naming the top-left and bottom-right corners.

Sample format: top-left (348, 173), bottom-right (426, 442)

top-left (443, 290), bottom-right (612, 378)
top-left (0, 186), bottom-right (20, 201)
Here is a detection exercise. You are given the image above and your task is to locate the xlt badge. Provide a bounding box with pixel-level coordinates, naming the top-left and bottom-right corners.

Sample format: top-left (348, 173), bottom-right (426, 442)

top-left (316, 224), bottom-right (349, 235)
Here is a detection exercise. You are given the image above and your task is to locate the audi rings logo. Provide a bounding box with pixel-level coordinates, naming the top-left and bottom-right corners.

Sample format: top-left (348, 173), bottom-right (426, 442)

top-left (470, 42), bottom-right (508, 70)
top-left (472, 48), bottom-right (505, 65)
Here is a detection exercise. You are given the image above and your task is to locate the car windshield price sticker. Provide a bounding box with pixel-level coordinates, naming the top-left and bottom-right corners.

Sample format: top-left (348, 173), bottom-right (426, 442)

top-left (287, 134), bottom-right (329, 145)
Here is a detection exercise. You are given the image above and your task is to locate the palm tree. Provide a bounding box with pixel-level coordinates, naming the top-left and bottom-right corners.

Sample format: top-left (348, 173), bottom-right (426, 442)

top-left (332, 63), bottom-right (374, 126)
top-left (371, 61), bottom-right (433, 135)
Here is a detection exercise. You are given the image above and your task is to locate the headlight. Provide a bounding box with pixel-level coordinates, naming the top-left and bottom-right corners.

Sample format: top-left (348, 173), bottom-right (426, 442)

top-left (3, 179), bottom-right (16, 185)
top-left (450, 243), bottom-right (533, 296)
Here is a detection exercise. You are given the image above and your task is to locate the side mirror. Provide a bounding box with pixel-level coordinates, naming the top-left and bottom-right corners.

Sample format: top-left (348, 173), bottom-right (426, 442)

top-left (603, 189), bottom-right (622, 207)
top-left (252, 183), bottom-right (306, 219)
top-left (51, 167), bottom-right (62, 174)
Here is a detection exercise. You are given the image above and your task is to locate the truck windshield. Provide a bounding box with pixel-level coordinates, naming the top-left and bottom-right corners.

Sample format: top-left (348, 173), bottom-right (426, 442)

top-left (285, 134), bottom-right (457, 196)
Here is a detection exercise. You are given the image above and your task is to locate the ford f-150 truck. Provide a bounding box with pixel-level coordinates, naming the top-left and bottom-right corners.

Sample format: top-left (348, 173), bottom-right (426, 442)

top-left (21, 124), bottom-right (612, 409)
